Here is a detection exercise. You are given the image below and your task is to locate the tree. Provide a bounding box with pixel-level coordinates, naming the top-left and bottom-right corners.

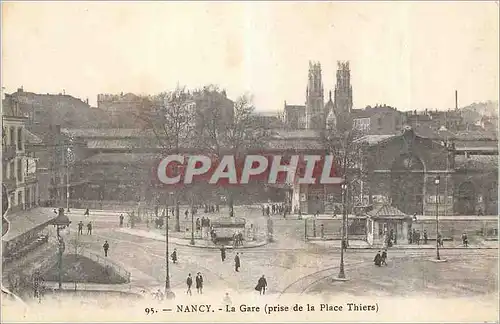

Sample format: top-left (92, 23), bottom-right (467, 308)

top-left (321, 124), bottom-right (368, 219)
top-left (134, 87), bottom-right (196, 232)
top-left (195, 91), bottom-right (273, 216)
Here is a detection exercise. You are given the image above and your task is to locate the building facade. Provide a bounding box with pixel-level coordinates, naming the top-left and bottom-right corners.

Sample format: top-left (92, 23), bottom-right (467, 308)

top-left (2, 95), bottom-right (40, 213)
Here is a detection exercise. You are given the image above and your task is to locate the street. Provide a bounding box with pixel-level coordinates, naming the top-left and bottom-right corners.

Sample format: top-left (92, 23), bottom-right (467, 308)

top-left (65, 207), bottom-right (498, 298)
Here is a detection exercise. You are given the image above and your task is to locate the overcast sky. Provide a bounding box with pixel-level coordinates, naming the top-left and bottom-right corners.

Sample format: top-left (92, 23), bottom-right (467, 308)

top-left (2, 2), bottom-right (498, 112)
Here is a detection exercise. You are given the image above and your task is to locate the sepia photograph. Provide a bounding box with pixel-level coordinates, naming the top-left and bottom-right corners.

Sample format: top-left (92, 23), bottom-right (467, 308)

top-left (1, 1), bottom-right (499, 323)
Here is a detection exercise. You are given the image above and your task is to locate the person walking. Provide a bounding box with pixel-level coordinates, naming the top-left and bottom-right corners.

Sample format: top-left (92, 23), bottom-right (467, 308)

top-left (223, 292), bottom-right (232, 306)
top-left (220, 246), bottom-right (226, 262)
top-left (423, 230), bottom-right (428, 244)
top-left (374, 251), bottom-right (382, 267)
top-left (195, 272), bottom-right (203, 294)
top-left (234, 252), bottom-right (241, 272)
top-left (185, 209), bottom-right (189, 220)
top-left (462, 232), bottom-right (468, 247)
top-left (320, 224), bottom-right (325, 240)
top-left (255, 275), bottom-right (267, 295)
top-left (186, 274), bottom-right (193, 296)
top-left (103, 241), bottom-right (109, 257)
top-left (78, 221), bottom-right (83, 235)
top-left (381, 249), bottom-right (388, 266)
top-left (171, 248), bottom-right (178, 264)
top-left (87, 222), bottom-right (92, 235)
top-left (84, 208), bottom-right (89, 217)
top-left (119, 214), bottom-right (124, 227)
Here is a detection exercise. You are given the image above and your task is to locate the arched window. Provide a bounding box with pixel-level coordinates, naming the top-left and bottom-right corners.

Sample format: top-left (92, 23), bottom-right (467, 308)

top-left (391, 153), bottom-right (424, 215)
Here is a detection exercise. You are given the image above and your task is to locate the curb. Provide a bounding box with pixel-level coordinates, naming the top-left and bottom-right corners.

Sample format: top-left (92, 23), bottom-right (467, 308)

top-left (171, 239), bottom-right (269, 250)
top-left (117, 229), bottom-right (269, 250)
top-left (313, 246), bottom-right (499, 250)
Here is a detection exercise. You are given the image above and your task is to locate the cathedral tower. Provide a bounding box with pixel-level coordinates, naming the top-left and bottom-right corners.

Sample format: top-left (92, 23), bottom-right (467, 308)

top-left (333, 61), bottom-right (353, 131)
top-left (305, 61), bottom-right (325, 129)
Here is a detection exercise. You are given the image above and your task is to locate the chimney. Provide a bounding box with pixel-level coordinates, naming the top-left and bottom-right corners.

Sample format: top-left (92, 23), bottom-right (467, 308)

top-left (455, 90), bottom-right (458, 110)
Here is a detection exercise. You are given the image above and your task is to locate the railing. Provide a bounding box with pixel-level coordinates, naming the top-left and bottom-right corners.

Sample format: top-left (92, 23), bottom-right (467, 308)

top-left (72, 247), bottom-right (131, 283)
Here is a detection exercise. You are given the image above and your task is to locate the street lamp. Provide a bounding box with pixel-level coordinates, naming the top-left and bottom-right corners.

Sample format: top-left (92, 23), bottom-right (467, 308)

top-left (66, 146), bottom-right (74, 213)
top-left (52, 208), bottom-right (71, 290)
top-left (190, 194), bottom-right (195, 245)
top-left (337, 182), bottom-right (347, 279)
top-left (434, 176), bottom-right (441, 261)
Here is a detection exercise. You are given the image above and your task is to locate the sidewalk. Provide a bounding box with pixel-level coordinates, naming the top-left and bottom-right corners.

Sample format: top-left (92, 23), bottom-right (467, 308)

top-left (116, 227), bottom-right (268, 249)
top-left (308, 239), bottom-right (499, 249)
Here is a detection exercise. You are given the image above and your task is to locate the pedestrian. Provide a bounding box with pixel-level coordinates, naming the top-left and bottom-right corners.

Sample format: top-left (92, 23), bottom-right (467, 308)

top-left (416, 230), bottom-right (420, 245)
top-left (220, 246), bottom-right (226, 262)
top-left (171, 248), bottom-right (177, 264)
top-left (437, 232), bottom-right (444, 247)
top-left (423, 230), bottom-right (428, 244)
top-left (103, 240), bottom-right (109, 257)
top-left (119, 214), bottom-right (124, 227)
top-left (255, 275), bottom-right (267, 295)
top-left (196, 272), bottom-right (203, 294)
top-left (234, 252), bottom-right (241, 272)
top-left (462, 232), bottom-right (468, 247)
top-left (84, 208), bottom-right (89, 217)
top-left (185, 209), bottom-right (189, 219)
top-left (155, 288), bottom-right (164, 301)
top-left (78, 221), bottom-right (83, 235)
top-left (381, 249), bottom-right (388, 266)
top-left (374, 251), bottom-right (382, 267)
top-left (298, 209), bottom-right (302, 220)
top-left (87, 222), bottom-right (92, 235)
top-left (186, 274), bottom-right (193, 295)
top-left (223, 292), bottom-right (232, 306)
top-left (320, 224), bottom-right (325, 239)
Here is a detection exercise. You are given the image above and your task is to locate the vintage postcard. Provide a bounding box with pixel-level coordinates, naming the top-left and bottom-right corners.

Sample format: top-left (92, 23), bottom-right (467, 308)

top-left (1, 1), bottom-right (498, 323)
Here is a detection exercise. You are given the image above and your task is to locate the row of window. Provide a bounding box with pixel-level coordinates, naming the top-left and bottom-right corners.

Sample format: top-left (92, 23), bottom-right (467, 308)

top-left (4, 157), bottom-right (24, 183)
top-left (3, 126), bottom-right (24, 151)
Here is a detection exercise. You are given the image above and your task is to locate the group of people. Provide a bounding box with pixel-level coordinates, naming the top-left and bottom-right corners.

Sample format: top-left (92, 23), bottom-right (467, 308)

top-left (186, 272), bottom-right (204, 295)
top-left (232, 232), bottom-right (244, 247)
top-left (373, 250), bottom-right (388, 267)
top-left (196, 217), bottom-right (212, 239)
top-left (77, 221), bottom-right (93, 235)
top-left (203, 204), bottom-right (220, 213)
top-left (408, 228), bottom-right (428, 245)
top-left (262, 203), bottom-right (290, 218)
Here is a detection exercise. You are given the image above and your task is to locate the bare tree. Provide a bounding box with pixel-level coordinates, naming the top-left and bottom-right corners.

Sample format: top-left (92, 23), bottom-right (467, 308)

top-left (321, 124), bottom-right (368, 216)
top-left (195, 92), bottom-right (273, 217)
top-left (134, 86), bottom-right (196, 232)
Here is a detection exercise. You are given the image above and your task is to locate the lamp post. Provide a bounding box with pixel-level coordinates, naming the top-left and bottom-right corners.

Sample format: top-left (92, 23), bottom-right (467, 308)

top-left (435, 176), bottom-right (441, 261)
top-left (52, 207), bottom-right (71, 290)
top-left (338, 183), bottom-right (347, 279)
top-left (189, 191), bottom-right (195, 245)
top-left (66, 146), bottom-right (74, 213)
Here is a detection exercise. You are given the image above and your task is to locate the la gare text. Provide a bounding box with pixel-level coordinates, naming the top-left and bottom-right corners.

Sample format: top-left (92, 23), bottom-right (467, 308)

top-left (175, 303), bottom-right (378, 314)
